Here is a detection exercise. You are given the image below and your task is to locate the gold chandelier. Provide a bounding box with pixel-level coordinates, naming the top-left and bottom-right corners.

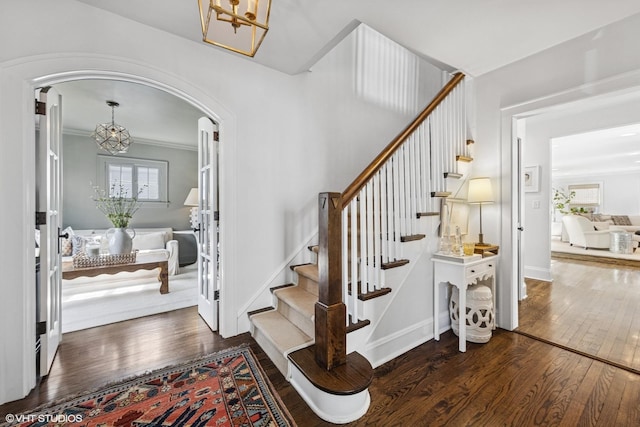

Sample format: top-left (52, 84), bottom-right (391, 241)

top-left (198, 0), bottom-right (271, 57)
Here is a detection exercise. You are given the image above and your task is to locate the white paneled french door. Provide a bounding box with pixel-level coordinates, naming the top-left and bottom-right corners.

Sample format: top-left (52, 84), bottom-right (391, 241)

top-left (196, 117), bottom-right (219, 331)
top-left (36, 86), bottom-right (63, 376)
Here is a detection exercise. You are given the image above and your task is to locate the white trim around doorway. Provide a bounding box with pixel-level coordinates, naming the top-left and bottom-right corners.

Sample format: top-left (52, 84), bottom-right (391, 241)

top-left (0, 54), bottom-right (239, 404)
top-left (499, 69), bottom-right (640, 332)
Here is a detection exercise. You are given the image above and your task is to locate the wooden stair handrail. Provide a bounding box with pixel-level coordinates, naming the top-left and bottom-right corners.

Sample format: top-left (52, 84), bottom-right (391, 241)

top-left (342, 72), bottom-right (465, 205)
top-left (313, 71), bottom-right (465, 374)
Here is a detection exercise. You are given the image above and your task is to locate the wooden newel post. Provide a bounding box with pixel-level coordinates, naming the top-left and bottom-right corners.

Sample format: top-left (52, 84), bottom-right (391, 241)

top-left (316, 192), bottom-right (347, 370)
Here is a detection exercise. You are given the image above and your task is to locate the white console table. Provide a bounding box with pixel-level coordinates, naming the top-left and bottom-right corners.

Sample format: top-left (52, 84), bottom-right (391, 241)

top-left (432, 253), bottom-right (498, 352)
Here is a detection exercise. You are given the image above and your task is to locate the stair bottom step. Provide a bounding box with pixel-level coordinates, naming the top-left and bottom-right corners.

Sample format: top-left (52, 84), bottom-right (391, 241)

top-left (250, 310), bottom-right (314, 376)
top-left (288, 345), bottom-right (373, 395)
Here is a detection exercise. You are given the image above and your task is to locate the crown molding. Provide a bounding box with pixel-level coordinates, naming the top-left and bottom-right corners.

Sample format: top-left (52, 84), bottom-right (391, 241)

top-left (62, 127), bottom-right (197, 151)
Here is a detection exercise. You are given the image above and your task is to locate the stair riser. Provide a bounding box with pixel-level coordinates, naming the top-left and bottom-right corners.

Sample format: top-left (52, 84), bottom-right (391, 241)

top-left (277, 299), bottom-right (315, 337)
top-left (252, 327), bottom-right (289, 377)
top-left (296, 275), bottom-right (319, 296)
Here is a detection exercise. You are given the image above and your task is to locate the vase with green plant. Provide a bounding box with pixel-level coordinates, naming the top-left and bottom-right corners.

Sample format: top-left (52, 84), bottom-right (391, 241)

top-left (92, 184), bottom-right (143, 255)
top-left (552, 187), bottom-right (575, 217)
top-left (553, 187), bottom-right (591, 217)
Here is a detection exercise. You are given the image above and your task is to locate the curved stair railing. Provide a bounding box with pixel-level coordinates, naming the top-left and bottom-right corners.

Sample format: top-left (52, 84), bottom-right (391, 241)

top-left (315, 71), bottom-right (468, 369)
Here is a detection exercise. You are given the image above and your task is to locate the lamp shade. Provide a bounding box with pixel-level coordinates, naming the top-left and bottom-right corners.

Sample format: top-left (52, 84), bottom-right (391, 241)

top-left (183, 188), bottom-right (199, 206)
top-left (467, 178), bottom-right (494, 204)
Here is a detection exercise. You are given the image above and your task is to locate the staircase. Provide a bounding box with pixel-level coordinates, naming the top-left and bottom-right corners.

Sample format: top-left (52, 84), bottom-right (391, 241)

top-left (248, 264), bottom-right (317, 376)
top-left (248, 72), bottom-right (470, 423)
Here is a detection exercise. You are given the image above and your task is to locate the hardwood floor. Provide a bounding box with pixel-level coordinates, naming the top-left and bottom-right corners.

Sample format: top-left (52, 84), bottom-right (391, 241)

top-left (2, 305), bottom-right (640, 425)
top-left (519, 257), bottom-right (640, 374)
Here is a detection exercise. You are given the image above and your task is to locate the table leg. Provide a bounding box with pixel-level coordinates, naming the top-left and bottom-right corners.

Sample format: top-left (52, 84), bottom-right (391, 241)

top-left (434, 277), bottom-right (440, 341)
top-left (458, 283), bottom-right (467, 352)
top-left (158, 262), bottom-right (169, 294)
top-left (492, 276), bottom-right (496, 330)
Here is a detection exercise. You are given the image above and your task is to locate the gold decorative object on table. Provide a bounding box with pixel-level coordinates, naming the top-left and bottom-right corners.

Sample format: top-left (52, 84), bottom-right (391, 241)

top-left (474, 244), bottom-right (499, 257)
top-left (463, 242), bottom-right (475, 256)
top-left (72, 251), bottom-right (137, 268)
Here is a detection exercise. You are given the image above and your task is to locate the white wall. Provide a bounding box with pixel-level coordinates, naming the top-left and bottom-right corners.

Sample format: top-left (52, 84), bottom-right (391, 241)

top-left (0, 1), bottom-right (445, 404)
top-left (554, 172), bottom-right (640, 215)
top-left (62, 133), bottom-right (198, 231)
top-left (474, 11), bottom-right (640, 329)
top-left (234, 24), bottom-right (445, 329)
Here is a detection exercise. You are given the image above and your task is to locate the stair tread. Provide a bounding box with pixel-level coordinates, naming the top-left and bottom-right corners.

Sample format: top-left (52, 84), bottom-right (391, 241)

top-left (358, 287), bottom-right (392, 301)
top-left (273, 286), bottom-right (317, 319)
top-left (293, 264), bottom-right (319, 282)
top-left (401, 234), bottom-right (426, 242)
top-left (247, 307), bottom-right (275, 317)
top-left (250, 310), bottom-right (313, 354)
top-left (381, 259), bottom-right (410, 269)
top-left (444, 172), bottom-right (463, 179)
top-left (417, 212), bottom-right (440, 217)
top-left (431, 191), bottom-right (452, 197)
top-left (288, 346), bottom-right (373, 395)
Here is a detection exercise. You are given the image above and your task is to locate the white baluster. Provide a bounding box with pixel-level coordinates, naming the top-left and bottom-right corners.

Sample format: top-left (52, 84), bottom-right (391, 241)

top-left (366, 181), bottom-right (374, 293)
top-left (399, 145), bottom-right (408, 239)
top-left (392, 151), bottom-right (401, 259)
top-left (421, 120), bottom-right (430, 212)
top-left (380, 164), bottom-right (388, 264)
top-left (409, 133), bottom-right (418, 233)
top-left (373, 172), bottom-right (381, 291)
top-left (359, 188), bottom-right (367, 296)
top-left (350, 199), bottom-right (359, 323)
top-left (386, 158), bottom-right (395, 261)
top-left (342, 207), bottom-right (350, 326)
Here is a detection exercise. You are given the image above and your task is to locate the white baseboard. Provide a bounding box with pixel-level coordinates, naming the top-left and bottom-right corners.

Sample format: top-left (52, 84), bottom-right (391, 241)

top-left (524, 266), bottom-right (552, 282)
top-left (362, 319), bottom-right (434, 368)
top-left (236, 230), bottom-right (318, 333)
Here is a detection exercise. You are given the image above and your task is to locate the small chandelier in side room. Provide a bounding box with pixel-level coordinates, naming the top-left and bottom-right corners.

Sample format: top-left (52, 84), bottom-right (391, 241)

top-left (198, 0), bottom-right (271, 57)
top-left (91, 100), bottom-right (132, 155)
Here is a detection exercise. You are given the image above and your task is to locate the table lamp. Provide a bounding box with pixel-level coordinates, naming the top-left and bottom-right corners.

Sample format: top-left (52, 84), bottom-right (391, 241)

top-left (183, 188), bottom-right (199, 230)
top-left (467, 177), bottom-right (494, 245)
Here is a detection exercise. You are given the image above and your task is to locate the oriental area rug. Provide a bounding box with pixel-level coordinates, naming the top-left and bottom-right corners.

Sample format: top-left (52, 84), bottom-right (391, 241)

top-left (6, 345), bottom-right (295, 426)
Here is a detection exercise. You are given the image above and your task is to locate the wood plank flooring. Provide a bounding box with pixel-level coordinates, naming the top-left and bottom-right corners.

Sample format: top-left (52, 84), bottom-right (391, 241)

top-left (2, 306), bottom-right (640, 425)
top-left (519, 257), bottom-right (640, 374)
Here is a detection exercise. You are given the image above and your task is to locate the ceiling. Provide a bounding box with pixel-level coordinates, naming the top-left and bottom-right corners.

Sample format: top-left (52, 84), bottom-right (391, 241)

top-left (54, 80), bottom-right (203, 150)
top-left (59, 1), bottom-right (640, 153)
top-left (73, 0), bottom-right (640, 76)
top-left (552, 123), bottom-right (640, 177)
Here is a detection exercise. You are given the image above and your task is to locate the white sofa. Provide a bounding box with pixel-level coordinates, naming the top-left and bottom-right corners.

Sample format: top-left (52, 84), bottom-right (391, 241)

top-left (592, 215), bottom-right (640, 233)
top-left (562, 215), bottom-right (610, 249)
top-left (589, 214), bottom-right (640, 248)
top-left (61, 227), bottom-right (179, 275)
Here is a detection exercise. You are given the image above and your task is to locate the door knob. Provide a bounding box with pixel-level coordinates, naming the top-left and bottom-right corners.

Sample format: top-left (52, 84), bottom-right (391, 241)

top-left (57, 228), bottom-right (69, 254)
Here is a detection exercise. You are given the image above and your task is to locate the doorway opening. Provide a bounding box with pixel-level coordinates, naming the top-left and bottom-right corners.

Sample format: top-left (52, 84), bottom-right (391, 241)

top-left (511, 86), bottom-right (640, 374)
top-left (35, 73), bottom-right (224, 380)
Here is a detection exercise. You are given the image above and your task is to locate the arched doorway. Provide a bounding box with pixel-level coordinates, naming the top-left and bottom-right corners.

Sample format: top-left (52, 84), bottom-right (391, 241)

top-left (0, 56), bottom-right (239, 403)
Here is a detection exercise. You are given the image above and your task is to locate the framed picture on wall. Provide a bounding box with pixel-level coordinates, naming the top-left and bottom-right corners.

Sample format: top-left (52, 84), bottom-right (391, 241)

top-left (524, 165), bottom-right (540, 193)
top-left (446, 198), bottom-right (469, 236)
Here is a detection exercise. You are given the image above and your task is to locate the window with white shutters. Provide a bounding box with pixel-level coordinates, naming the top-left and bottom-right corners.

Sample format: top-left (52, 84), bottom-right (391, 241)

top-left (98, 155), bottom-right (168, 204)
